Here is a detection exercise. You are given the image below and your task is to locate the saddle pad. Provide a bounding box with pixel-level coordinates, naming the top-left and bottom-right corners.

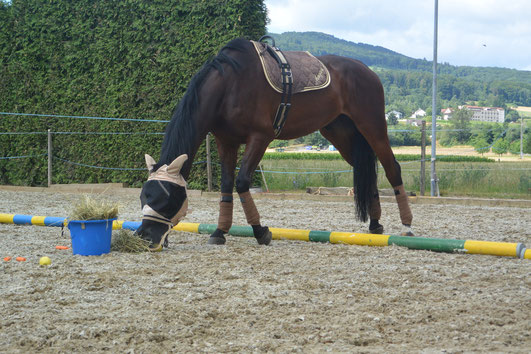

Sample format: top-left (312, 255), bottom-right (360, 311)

top-left (251, 40), bottom-right (331, 94)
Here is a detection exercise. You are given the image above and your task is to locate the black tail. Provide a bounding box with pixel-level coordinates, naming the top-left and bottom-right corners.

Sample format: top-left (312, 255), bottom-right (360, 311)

top-left (351, 126), bottom-right (377, 222)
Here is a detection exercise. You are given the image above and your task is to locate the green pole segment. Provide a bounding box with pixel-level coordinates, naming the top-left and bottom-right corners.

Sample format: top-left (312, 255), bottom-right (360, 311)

top-left (197, 223), bottom-right (255, 237)
top-left (228, 225), bottom-right (255, 237)
top-left (309, 230), bottom-right (332, 243)
top-left (388, 235), bottom-right (466, 253)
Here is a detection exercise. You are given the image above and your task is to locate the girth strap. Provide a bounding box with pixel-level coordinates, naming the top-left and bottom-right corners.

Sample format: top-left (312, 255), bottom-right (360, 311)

top-left (259, 36), bottom-right (293, 138)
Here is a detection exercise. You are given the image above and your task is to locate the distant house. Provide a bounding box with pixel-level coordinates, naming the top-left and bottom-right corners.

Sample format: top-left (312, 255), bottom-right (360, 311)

top-left (410, 109), bottom-right (426, 119)
top-left (406, 119), bottom-right (424, 127)
top-left (440, 108), bottom-right (453, 120)
top-left (385, 110), bottom-right (403, 120)
top-left (462, 105), bottom-right (505, 123)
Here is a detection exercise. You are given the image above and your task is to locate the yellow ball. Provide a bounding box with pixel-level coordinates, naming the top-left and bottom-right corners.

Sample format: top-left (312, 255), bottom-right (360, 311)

top-left (39, 256), bottom-right (52, 266)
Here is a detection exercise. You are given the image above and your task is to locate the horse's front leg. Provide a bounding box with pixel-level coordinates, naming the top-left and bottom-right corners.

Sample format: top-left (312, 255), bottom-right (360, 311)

top-left (236, 137), bottom-right (272, 245)
top-left (208, 141), bottom-right (239, 245)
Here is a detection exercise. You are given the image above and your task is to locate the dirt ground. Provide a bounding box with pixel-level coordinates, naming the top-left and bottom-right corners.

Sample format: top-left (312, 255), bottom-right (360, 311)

top-left (1, 189), bottom-right (530, 353)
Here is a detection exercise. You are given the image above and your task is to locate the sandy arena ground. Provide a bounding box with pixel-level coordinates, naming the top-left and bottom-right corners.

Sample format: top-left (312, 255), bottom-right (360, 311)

top-left (1, 189), bottom-right (530, 352)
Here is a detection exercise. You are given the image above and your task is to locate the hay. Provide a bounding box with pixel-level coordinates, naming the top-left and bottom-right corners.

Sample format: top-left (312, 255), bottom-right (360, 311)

top-left (111, 229), bottom-right (150, 253)
top-left (70, 195), bottom-right (119, 220)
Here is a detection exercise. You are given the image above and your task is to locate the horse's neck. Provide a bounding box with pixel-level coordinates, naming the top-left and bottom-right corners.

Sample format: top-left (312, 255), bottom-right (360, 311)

top-left (180, 132), bottom-right (208, 180)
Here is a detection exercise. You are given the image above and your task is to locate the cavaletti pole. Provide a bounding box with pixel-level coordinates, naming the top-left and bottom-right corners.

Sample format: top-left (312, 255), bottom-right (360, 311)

top-left (1, 213), bottom-right (528, 259)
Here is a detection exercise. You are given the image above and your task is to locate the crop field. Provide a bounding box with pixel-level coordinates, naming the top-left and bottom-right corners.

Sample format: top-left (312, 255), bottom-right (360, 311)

top-left (260, 146), bottom-right (530, 199)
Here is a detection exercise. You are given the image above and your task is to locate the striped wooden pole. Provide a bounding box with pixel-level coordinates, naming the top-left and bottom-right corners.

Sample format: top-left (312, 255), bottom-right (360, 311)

top-left (1, 213), bottom-right (528, 259)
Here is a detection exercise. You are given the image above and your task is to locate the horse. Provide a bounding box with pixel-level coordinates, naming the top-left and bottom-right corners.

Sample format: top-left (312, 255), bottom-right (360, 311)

top-left (135, 37), bottom-right (413, 251)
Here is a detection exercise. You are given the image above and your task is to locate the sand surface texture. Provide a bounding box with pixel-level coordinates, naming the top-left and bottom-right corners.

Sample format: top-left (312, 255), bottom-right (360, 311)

top-left (1, 190), bottom-right (530, 352)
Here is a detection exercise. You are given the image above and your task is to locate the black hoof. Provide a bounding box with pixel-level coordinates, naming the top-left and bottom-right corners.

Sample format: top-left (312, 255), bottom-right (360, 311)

top-left (369, 225), bottom-right (384, 234)
top-left (254, 226), bottom-right (272, 246)
top-left (208, 229), bottom-right (226, 245)
top-left (369, 220), bottom-right (384, 234)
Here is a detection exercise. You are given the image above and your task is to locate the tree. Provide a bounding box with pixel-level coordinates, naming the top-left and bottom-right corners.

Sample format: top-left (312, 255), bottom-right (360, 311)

top-left (451, 108), bottom-right (473, 143)
top-left (471, 137), bottom-right (489, 155)
top-left (505, 109), bottom-right (520, 123)
top-left (492, 138), bottom-right (509, 156)
top-left (440, 107), bottom-right (472, 146)
top-left (387, 112), bottom-right (398, 125)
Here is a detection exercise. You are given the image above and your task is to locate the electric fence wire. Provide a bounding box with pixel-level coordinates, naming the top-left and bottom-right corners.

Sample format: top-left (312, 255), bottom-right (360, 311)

top-left (1, 112), bottom-right (528, 174)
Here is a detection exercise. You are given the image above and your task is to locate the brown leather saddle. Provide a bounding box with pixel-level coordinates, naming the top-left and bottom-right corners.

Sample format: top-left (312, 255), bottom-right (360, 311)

top-left (251, 37), bottom-right (331, 137)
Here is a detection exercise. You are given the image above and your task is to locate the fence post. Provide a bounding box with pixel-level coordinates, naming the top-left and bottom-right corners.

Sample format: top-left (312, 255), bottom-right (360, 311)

top-left (521, 117), bottom-right (524, 160)
top-left (206, 133), bottom-right (212, 192)
top-left (47, 129), bottom-right (52, 187)
top-left (420, 121), bottom-right (426, 196)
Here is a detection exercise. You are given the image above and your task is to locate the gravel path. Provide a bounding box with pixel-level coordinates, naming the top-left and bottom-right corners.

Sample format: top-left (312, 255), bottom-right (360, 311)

top-left (1, 189), bottom-right (530, 352)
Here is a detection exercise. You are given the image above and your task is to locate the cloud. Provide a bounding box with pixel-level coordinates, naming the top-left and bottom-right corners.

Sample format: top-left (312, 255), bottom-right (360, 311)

top-left (265, 0), bottom-right (531, 70)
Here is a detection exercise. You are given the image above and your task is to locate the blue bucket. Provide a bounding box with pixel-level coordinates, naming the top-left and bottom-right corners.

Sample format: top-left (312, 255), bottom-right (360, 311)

top-left (68, 219), bottom-right (116, 256)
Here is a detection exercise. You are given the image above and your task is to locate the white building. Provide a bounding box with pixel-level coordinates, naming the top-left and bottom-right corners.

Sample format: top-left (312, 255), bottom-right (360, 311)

top-left (440, 108), bottom-right (453, 120)
top-left (462, 105), bottom-right (505, 123)
top-left (441, 106), bottom-right (505, 123)
top-left (385, 110), bottom-right (403, 120)
top-left (410, 109), bottom-right (426, 119)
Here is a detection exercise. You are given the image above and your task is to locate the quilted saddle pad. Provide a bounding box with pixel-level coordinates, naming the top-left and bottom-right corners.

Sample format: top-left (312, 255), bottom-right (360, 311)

top-left (251, 40), bottom-right (331, 94)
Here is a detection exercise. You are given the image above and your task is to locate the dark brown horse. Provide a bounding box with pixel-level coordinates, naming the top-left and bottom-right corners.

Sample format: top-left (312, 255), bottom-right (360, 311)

top-left (136, 38), bottom-right (413, 250)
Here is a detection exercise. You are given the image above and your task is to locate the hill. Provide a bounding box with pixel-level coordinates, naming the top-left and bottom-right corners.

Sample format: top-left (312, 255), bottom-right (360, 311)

top-left (268, 32), bottom-right (531, 111)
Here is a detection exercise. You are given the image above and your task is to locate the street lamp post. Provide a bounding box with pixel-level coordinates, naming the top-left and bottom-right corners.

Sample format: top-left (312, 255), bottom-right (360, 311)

top-left (431, 0), bottom-right (439, 196)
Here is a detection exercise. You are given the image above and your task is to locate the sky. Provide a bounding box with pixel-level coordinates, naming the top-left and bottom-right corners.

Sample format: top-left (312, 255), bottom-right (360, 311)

top-left (264, 0), bottom-right (531, 71)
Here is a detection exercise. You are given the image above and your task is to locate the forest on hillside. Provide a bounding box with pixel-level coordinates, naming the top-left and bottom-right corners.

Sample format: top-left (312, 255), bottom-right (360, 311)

top-left (271, 32), bottom-right (531, 115)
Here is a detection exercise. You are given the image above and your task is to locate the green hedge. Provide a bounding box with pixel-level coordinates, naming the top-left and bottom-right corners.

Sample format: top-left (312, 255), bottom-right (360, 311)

top-left (0, 0), bottom-right (267, 188)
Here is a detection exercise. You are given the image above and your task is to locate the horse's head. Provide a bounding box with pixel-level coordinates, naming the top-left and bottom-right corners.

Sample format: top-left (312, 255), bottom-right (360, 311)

top-left (136, 154), bottom-right (188, 251)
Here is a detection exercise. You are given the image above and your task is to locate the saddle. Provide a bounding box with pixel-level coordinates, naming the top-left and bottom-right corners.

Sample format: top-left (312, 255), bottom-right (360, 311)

top-left (251, 38), bottom-right (331, 137)
top-left (251, 40), bottom-right (331, 94)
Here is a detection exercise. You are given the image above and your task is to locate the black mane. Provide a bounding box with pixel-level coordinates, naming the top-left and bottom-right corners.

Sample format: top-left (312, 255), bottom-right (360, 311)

top-left (155, 38), bottom-right (250, 170)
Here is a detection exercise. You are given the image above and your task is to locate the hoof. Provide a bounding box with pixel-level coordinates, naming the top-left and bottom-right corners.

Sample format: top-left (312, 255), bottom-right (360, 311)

top-left (208, 229), bottom-right (226, 245)
top-left (400, 225), bottom-right (414, 236)
top-left (369, 220), bottom-right (384, 234)
top-left (369, 225), bottom-right (384, 234)
top-left (254, 226), bottom-right (272, 246)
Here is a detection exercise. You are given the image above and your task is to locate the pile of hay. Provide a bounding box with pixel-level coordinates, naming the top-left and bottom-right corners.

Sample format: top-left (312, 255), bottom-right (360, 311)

top-left (111, 229), bottom-right (150, 253)
top-left (70, 195), bottom-right (149, 253)
top-left (70, 195), bottom-right (119, 220)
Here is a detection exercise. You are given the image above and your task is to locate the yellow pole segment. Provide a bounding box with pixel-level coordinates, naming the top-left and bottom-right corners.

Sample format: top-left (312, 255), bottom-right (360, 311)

top-left (330, 232), bottom-right (389, 246)
top-left (174, 223), bottom-right (200, 233)
top-left (112, 220), bottom-right (124, 230)
top-left (270, 227), bottom-right (310, 241)
top-left (524, 249), bottom-right (531, 260)
top-left (0, 213), bottom-right (14, 224)
top-left (30, 216), bottom-right (47, 226)
top-left (464, 240), bottom-right (519, 257)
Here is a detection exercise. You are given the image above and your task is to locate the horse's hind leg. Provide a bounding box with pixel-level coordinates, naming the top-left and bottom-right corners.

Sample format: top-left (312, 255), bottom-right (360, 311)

top-left (235, 136), bottom-right (272, 245)
top-left (354, 122), bottom-right (414, 235)
top-left (320, 115), bottom-right (384, 234)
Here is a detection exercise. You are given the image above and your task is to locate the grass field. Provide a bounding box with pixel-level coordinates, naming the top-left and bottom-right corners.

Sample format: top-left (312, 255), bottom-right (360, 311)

top-left (515, 106), bottom-right (531, 118)
top-left (259, 147), bottom-right (530, 199)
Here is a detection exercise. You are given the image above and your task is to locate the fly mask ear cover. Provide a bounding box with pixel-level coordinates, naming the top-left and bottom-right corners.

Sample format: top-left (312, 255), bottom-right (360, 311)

top-left (142, 154), bottom-right (189, 226)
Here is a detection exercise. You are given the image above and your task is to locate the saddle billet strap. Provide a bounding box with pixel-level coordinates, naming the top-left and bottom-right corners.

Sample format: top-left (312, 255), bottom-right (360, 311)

top-left (265, 45), bottom-right (293, 138)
